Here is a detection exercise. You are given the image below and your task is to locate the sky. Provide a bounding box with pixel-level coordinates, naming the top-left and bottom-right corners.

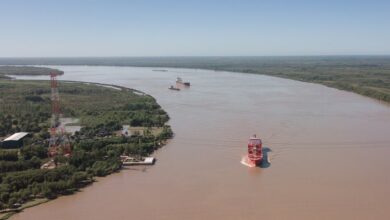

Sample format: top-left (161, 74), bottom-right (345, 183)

top-left (0, 0), bottom-right (389, 57)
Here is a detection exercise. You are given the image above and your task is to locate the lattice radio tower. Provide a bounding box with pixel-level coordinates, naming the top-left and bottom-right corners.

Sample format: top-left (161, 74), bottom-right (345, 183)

top-left (48, 72), bottom-right (71, 157)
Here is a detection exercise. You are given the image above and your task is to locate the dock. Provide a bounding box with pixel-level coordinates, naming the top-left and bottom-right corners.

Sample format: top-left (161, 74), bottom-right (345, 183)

top-left (121, 156), bottom-right (155, 166)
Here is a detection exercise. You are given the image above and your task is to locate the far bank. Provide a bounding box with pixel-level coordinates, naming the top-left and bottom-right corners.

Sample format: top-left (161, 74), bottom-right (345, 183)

top-left (1, 56), bottom-right (388, 103)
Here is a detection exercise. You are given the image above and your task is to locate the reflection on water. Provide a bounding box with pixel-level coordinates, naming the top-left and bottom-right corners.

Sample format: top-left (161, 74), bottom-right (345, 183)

top-left (260, 147), bottom-right (272, 168)
top-left (12, 66), bottom-right (390, 220)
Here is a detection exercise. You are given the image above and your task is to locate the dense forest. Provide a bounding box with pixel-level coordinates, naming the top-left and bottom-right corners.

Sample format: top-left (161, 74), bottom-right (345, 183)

top-left (0, 80), bottom-right (170, 136)
top-left (0, 67), bottom-right (173, 213)
top-left (1, 56), bottom-right (388, 102)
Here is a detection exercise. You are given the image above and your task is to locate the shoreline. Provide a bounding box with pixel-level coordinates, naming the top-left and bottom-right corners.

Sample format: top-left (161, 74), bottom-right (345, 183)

top-left (0, 199), bottom-right (49, 220)
top-left (6, 63), bottom-right (389, 104)
top-left (0, 78), bottom-right (172, 220)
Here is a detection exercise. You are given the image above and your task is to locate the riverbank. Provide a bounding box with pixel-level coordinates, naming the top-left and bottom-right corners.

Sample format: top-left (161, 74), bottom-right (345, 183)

top-left (2, 56), bottom-right (388, 103)
top-left (0, 199), bottom-right (49, 220)
top-left (0, 70), bottom-right (173, 218)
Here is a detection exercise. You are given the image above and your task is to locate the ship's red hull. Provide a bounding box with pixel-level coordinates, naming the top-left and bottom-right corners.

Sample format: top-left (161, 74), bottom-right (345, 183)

top-left (247, 136), bottom-right (263, 167)
top-left (241, 155), bottom-right (262, 167)
top-left (248, 156), bottom-right (263, 166)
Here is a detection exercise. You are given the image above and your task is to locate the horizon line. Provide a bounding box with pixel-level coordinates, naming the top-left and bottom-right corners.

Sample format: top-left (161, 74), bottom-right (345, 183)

top-left (1, 54), bottom-right (390, 59)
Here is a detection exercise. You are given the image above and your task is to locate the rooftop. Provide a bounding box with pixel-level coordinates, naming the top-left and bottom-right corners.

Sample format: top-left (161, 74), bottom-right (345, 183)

top-left (4, 132), bottom-right (29, 141)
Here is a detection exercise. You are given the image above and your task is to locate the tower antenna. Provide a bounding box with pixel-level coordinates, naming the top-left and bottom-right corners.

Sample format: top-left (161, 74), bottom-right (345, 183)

top-left (48, 72), bottom-right (71, 157)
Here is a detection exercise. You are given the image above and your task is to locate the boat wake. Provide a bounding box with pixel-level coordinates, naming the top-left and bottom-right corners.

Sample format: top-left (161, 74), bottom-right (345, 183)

top-left (240, 150), bottom-right (272, 168)
top-left (240, 156), bottom-right (256, 168)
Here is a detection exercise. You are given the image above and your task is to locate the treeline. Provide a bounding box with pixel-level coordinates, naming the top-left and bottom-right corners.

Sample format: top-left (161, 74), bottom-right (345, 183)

top-left (0, 150), bottom-right (18, 161)
top-left (0, 79), bottom-right (170, 137)
top-left (327, 82), bottom-right (390, 103)
top-left (0, 124), bottom-right (173, 209)
top-left (0, 57), bottom-right (389, 102)
top-left (0, 113), bottom-right (50, 137)
top-left (0, 166), bottom-right (90, 209)
top-left (0, 66), bottom-right (64, 76)
top-left (0, 79), bottom-right (53, 136)
top-left (0, 158), bottom-right (41, 173)
top-left (243, 67), bottom-right (390, 103)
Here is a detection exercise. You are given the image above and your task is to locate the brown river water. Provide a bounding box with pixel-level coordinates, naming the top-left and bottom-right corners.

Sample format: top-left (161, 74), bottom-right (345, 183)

top-left (12, 66), bottom-right (390, 220)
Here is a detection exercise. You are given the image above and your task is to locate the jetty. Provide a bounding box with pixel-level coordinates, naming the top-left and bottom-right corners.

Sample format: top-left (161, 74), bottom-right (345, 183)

top-left (120, 156), bottom-right (155, 166)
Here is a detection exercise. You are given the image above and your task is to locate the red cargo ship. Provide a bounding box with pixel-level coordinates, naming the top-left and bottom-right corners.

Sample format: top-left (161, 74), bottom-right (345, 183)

top-left (244, 135), bottom-right (263, 167)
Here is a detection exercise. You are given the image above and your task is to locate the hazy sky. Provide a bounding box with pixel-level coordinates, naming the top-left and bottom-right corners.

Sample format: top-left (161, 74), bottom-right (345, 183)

top-left (0, 0), bottom-right (389, 57)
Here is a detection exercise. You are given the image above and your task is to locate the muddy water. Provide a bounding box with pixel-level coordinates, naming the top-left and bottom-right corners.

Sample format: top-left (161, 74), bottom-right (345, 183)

top-left (12, 66), bottom-right (390, 220)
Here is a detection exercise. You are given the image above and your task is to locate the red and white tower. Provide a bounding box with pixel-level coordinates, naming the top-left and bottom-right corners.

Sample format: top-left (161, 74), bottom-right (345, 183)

top-left (48, 72), bottom-right (71, 157)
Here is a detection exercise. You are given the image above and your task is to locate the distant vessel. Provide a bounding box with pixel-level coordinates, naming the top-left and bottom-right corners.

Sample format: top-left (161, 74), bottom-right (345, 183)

top-left (153, 69), bottom-right (168, 72)
top-left (244, 135), bottom-right (263, 167)
top-left (169, 85), bottom-right (180, 91)
top-left (176, 77), bottom-right (190, 86)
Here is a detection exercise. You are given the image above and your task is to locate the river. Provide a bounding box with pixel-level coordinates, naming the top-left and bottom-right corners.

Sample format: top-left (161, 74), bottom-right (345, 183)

top-left (12, 66), bottom-right (390, 220)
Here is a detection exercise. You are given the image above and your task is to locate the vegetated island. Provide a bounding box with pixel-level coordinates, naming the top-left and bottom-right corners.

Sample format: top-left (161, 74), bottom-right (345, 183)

top-left (0, 66), bottom-right (64, 79)
top-left (2, 56), bottom-right (387, 103)
top-left (0, 66), bottom-right (173, 219)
